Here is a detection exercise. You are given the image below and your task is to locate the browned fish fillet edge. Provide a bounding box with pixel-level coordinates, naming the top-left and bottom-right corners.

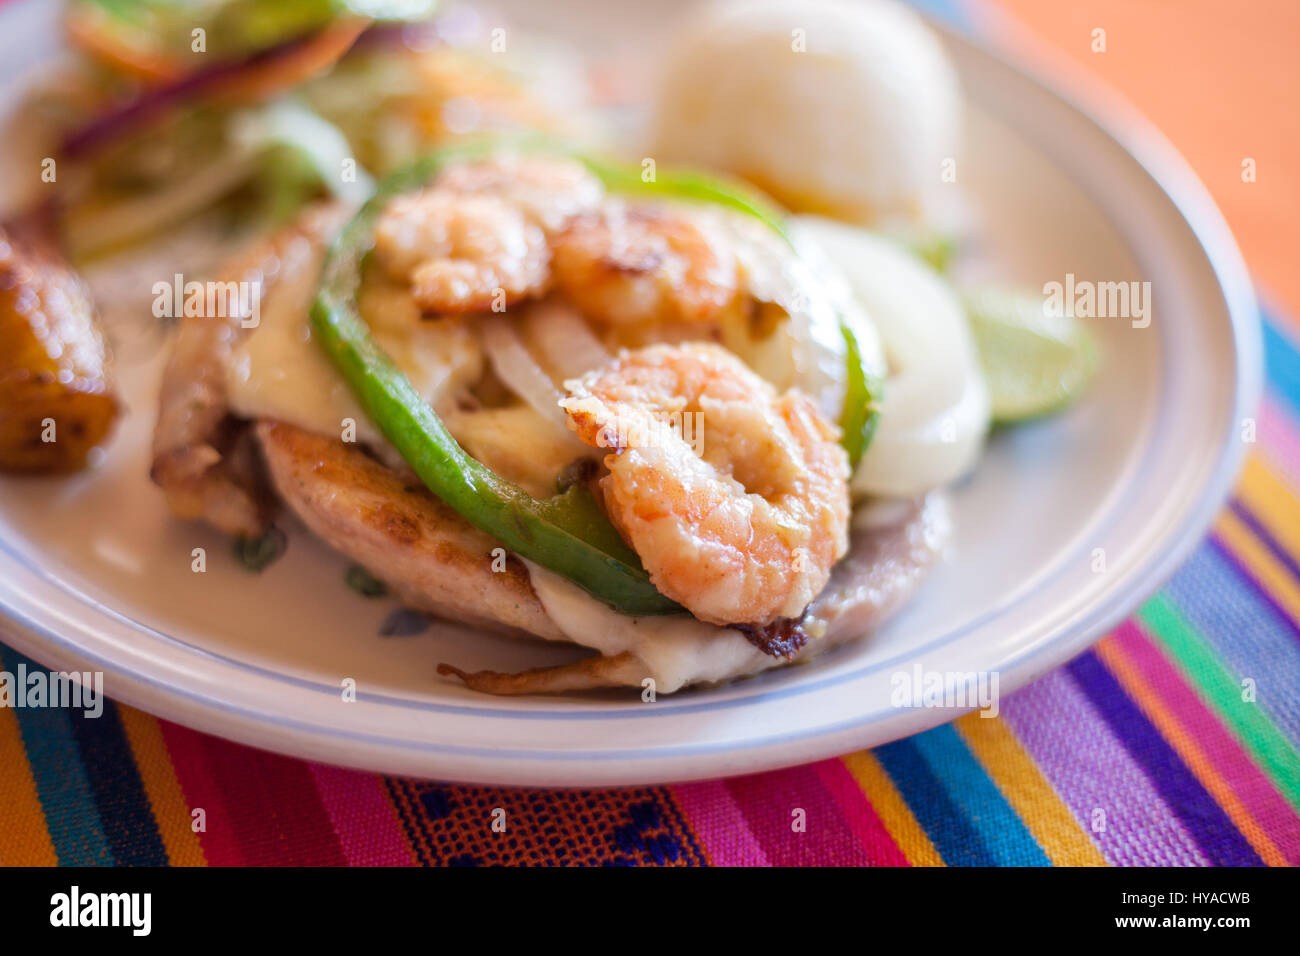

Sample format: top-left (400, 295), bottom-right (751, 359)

top-left (437, 652), bottom-right (645, 695)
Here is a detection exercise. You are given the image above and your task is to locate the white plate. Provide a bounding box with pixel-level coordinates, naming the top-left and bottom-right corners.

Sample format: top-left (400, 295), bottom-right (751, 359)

top-left (0, 2), bottom-right (1260, 785)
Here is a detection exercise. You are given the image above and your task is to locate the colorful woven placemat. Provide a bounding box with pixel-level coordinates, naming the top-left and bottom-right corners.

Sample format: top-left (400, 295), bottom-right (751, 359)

top-left (1, 0), bottom-right (1298, 866)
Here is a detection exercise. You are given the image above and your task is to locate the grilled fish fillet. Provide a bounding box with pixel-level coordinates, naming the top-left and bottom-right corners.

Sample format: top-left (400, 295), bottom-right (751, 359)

top-left (257, 419), bottom-right (566, 642)
top-left (257, 413), bottom-right (947, 694)
top-left (439, 495), bottom-right (949, 694)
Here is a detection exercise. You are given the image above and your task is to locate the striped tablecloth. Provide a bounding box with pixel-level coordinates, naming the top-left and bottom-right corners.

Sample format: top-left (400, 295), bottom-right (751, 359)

top-left (2, 0), bottom-right (1298, 867)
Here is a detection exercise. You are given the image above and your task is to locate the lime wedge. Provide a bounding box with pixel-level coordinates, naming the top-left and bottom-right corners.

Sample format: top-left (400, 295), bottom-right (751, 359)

top-left (963, 285), bottom-right (1098, 423)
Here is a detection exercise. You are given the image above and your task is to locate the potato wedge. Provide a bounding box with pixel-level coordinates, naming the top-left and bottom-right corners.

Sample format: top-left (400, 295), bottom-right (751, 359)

top-left (0, 226), bottom-right (118, 472)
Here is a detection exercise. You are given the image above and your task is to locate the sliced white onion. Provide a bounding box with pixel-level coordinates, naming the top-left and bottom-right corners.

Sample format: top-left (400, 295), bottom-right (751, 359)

top-left (520, 299), bottom-right (612, 381)
top-left (705, 208), bottom-right (857, 422)
top-left (788, 224), bottom-right (888, 413)
top-left (480, 314), bottom-right (577, 441)
top-left (792, 216), bottom-right (990, 497)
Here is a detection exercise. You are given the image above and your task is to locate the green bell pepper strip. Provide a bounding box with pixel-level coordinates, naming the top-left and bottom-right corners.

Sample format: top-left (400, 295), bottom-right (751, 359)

top-left (311, 144), bottom-right (882, 615)
top-left (577, 156), bottom-right (791, 242)
top-left (837, 324), bottom-right (882, 470)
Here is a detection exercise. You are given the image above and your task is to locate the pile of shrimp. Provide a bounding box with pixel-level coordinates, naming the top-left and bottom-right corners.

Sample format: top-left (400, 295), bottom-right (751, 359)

top-left (372, 154), bottom-right (852, 630)
top-left (372, 153), bottom-right (740, 323)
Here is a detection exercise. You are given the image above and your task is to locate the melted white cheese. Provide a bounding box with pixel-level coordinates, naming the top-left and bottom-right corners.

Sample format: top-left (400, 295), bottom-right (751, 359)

top-left (224, 247), bottom-right (482, 447)
top-left (523, 560), bottom-right (776, 693)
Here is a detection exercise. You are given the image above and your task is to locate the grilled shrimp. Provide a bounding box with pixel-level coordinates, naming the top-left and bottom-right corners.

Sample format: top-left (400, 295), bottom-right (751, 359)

top-left (435, 154), bottom-right (603, 232)
top-left (372, 155), bottom-right (604, 315)
top-left (551, 205), bottom-right (740, 326)
top-left (373, 190), bottom-right (549, 314)
top-left (561, 342), bottom-right (850, 627)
